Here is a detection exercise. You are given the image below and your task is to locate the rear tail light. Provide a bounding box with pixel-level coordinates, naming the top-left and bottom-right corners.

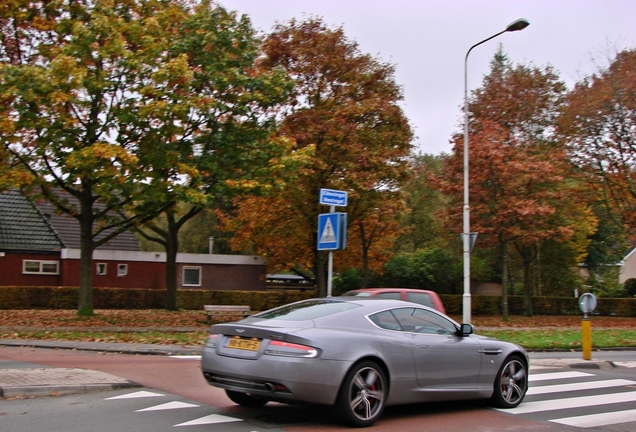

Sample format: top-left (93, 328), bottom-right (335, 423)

top-left (205, 333), bottom-right (219, 348)
top-left (264, 340), bottom-right (318, 358)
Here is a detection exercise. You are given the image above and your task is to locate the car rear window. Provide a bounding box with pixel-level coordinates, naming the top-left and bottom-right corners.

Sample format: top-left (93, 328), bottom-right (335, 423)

top-left (374, 292), bottom-right (402, 300)
top-left (256, 299), bottom-right (360, 321)
top-left (342, 291), bottom-right (373, 297)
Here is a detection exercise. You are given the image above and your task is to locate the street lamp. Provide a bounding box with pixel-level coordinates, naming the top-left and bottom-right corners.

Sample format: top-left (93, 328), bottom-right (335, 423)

top-left (462, 18), bottom-right (529, 324)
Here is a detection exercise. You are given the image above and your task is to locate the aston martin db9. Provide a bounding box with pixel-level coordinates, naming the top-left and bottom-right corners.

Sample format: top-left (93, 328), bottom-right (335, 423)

top-left (201, 297), bottom-right (528, 427)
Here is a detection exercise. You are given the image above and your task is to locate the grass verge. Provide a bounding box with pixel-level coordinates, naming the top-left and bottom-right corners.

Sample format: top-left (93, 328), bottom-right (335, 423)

top-left (1, 328), bottom-right (635, 350)
top-left (481, 329), bottom-right (636, 350)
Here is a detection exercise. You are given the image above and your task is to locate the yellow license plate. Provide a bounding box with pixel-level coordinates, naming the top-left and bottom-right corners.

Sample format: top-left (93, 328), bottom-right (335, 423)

top-left (226, 337), bottom-right (261, 351)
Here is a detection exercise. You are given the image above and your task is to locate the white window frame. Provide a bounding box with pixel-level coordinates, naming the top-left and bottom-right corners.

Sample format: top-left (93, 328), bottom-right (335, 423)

top-left (117, 263), bottom-right (128, 276)
top-left (96, 263), bottom-right (107, 276)
top-left (22, 260), bottom-right (60, 275)
top-left (182, 266), bottom-right (202, 287)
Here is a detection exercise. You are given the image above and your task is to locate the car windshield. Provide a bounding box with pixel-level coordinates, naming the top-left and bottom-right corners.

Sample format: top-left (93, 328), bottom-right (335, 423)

top-left (255, 299), bottom-right (360, 321)
top-left (342, 291), bottom-right (372, 297)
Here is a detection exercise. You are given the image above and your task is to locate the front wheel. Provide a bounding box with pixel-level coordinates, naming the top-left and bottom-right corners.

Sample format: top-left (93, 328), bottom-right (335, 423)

top-left (336, 361), bottom-right (387, 427)
top-left (491, 355), bottom-right (528, 408)
top-left (225, 390), bottom-right (268, 407)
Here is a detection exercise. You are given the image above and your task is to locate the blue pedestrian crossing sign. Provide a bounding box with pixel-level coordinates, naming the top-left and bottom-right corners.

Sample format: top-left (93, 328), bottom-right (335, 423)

top-left (318, 213), bottom-right (346, 250)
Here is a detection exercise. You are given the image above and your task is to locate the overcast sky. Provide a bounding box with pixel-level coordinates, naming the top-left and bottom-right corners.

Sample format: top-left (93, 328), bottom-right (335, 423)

top-left (218, 0), bottom-right (636, 155)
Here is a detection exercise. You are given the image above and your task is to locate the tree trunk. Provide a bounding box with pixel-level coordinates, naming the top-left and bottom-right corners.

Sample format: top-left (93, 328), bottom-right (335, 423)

top-left (523, 259), bottom-right (533, 316)
top-left (314, 250), bottom-right (327, 297)
top-left (501, 241), bottom-right (509, 321)
top-left (359, 221), bottom-right (370, 288)
top-left (77, 189), bottom-right (95, 316)
top-left (165, 211), bottom-right (179, 311)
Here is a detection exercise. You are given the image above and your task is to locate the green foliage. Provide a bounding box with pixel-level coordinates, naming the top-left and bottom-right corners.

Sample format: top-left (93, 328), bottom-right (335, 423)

top-left (333, 268), bottom-right (363, 295)
top-left (625, 278), bottom-right (636, 298)
top-left (378, 248), bottom-right (466, 294)
top-left (588, 266), bottom-right (626, 298)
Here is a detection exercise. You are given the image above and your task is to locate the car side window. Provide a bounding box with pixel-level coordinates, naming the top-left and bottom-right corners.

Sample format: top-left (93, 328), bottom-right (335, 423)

top-left (411, 309), bottom-right (457, 335)
top-left (391, 307), bottom-right (456, 335)
top-left (368, 310), bottom-right (402, 331)
top-left (405, 292), bottom-right (434, 309)
top-left (374, 292), bottom-right (402, 301)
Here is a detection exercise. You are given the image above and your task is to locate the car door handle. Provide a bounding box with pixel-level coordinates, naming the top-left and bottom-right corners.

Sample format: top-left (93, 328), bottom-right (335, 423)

top-left (416, 344), bottom-right (429, 349)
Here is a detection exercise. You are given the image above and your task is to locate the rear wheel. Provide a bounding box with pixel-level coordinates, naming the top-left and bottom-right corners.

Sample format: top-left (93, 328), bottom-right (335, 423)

top-left (491, 355), bottom-right (527, 408)
top-left (225, 390), bottom-right (268, 407)
top-left (336, 361), bottom-right (387, 427)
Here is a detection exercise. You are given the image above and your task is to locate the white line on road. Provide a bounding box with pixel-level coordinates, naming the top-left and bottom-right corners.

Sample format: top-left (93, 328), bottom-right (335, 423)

top-left (551, 408), bottom-right (636, 428)
top-left (527, 379), bottom-right (636, 395)
top-left (501, 391), bottom-right (636, 414)
top-left (529, 371), bottom-right (594, 382)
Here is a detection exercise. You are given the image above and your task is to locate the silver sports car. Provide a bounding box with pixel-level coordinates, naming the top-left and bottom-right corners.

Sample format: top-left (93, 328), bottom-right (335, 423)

top-left (201, 297), bottom-right (528, 427)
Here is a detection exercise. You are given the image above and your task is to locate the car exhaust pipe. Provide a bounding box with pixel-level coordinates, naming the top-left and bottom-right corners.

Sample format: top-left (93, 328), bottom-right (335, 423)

top-left (264, 383), bottom-right (276, 392)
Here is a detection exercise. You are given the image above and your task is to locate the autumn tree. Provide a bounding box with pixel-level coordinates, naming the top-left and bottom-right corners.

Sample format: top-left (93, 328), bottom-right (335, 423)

top-left (0, 0), bottom-right (290, 314)
top-left (438, 50), bottom-right (594, 316)
top-left (559, 49), bottom-right (636, 234)
top-left (220, 18), bottom-right (413, 296)
top-left (121, 2), bottom-right (291, 311)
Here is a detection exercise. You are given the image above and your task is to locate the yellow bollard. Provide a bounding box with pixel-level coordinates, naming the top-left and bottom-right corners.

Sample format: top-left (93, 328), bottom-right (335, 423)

top-left (581, 318), bottom-right (592, 360)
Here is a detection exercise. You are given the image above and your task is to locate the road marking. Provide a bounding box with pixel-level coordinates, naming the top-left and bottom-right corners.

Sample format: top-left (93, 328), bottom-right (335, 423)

top-left (174, 414), bottom-right (243, 426)
top-left (105, 390), bottom-right (164, 399)
top-left (169, 355), bottom-right (202, 360)
top-left (529, 371), bottom-right (594, 382)
top-left (551, 408), bottom-right (636, 428)
top-left (528, 379), bottom-right (636, 395)
top-left (614, 361), bottom-right (636, 368)
top-left (502, 391), bottom-right (636, 414)
top-left (136, 401), bottom-right (199, 412)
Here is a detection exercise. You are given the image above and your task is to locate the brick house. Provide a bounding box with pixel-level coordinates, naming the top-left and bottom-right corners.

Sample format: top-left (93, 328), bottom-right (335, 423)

top-left (0, 190), bottom-right (266, 291)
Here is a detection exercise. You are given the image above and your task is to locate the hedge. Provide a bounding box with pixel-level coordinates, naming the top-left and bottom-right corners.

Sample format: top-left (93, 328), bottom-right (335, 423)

top-left (0, 286), bottom-right (314, 311)
top-left (440, 294), bottom-right (636, 317)
top-left (1, 286), bottom-right (634, 316)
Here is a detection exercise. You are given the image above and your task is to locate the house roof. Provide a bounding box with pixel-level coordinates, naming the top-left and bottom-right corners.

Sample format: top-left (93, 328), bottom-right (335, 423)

top-left (0, 189), bottom-right (62, 251)
top-left (0, 189), bottom-right (141, 252)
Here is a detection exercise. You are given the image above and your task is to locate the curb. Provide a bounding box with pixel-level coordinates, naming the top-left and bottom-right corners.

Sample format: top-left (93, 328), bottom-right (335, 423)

top-left (0, 367), bottom-right (142, 399)
top-left (0, 339), bottom-right (201, 356)
top-left (0, 381), bottom-right (140, 399)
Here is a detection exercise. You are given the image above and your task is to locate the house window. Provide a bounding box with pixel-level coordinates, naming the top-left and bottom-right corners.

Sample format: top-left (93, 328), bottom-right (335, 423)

top-left (23, 260), bottom-right (60, 275)
top-left (96, 263), bottom-right (107, 275)
top-left (117, 264), bottom-right (128, 276)
top-left (183, 266), bottom-right (201, 286)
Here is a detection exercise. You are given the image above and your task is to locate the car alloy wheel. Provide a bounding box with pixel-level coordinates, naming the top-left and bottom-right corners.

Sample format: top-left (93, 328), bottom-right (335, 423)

top-left (337, 360), bottom-right (387, 427)
top-left (491, 355), bottom-right (527, 408)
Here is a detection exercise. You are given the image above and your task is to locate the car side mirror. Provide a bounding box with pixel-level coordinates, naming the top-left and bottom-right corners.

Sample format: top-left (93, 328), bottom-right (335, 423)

top-left (460, 323), bottom-right (474, 336)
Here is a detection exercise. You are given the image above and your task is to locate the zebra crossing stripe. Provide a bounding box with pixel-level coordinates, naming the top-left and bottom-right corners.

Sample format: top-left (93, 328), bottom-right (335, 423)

top-left (527, 379), bottom-right (636, 396)
top-left (551, 408), bottom-right (636, 428)
top-left (136, 401), bottom-right (199, 412)
top-left (105, 391), bottom-right (164, 399)
top-left (174, 414), bottom-right (243, 426)
top-left (502, 391), bottom-right (636, 414)
top-left (529, 371), bottom-right (593, 382)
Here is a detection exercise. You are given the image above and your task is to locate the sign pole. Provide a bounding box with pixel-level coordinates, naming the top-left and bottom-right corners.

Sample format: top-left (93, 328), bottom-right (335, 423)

top-left (327, 205), bottom-right (335, 297)
top-left (318, 189), bottom-right (348, 298)
top-left (578, 293), bottom-right (597, 361)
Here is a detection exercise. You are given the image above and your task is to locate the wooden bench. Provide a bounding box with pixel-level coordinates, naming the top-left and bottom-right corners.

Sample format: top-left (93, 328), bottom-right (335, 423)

top-left (204, 305), bottom-right (252, 324)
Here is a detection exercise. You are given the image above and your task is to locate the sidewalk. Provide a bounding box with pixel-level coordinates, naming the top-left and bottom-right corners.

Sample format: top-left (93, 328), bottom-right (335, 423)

top-left (0, 338), bottom-right (201, 399)
top-left (0, 338), bottom-right (624, 400)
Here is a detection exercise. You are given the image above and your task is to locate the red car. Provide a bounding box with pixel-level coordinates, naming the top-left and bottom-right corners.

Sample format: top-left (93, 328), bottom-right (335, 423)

top-left (341, 288), bottom-right (446, 314)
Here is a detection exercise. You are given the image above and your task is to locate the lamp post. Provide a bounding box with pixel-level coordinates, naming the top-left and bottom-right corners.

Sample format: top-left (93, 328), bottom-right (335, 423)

top-left (462, 18), bottom-right (529, 324)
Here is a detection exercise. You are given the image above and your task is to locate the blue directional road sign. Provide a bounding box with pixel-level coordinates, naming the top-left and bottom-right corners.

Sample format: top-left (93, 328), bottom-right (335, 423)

top-left (319, 189), bottom-right (348, 207)
top-left (318, 213), bottom-right (342, 250)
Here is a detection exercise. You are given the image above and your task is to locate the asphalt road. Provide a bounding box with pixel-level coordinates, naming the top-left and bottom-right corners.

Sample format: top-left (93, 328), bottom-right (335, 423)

top-left (1, 345), bottom-right (636, 431)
